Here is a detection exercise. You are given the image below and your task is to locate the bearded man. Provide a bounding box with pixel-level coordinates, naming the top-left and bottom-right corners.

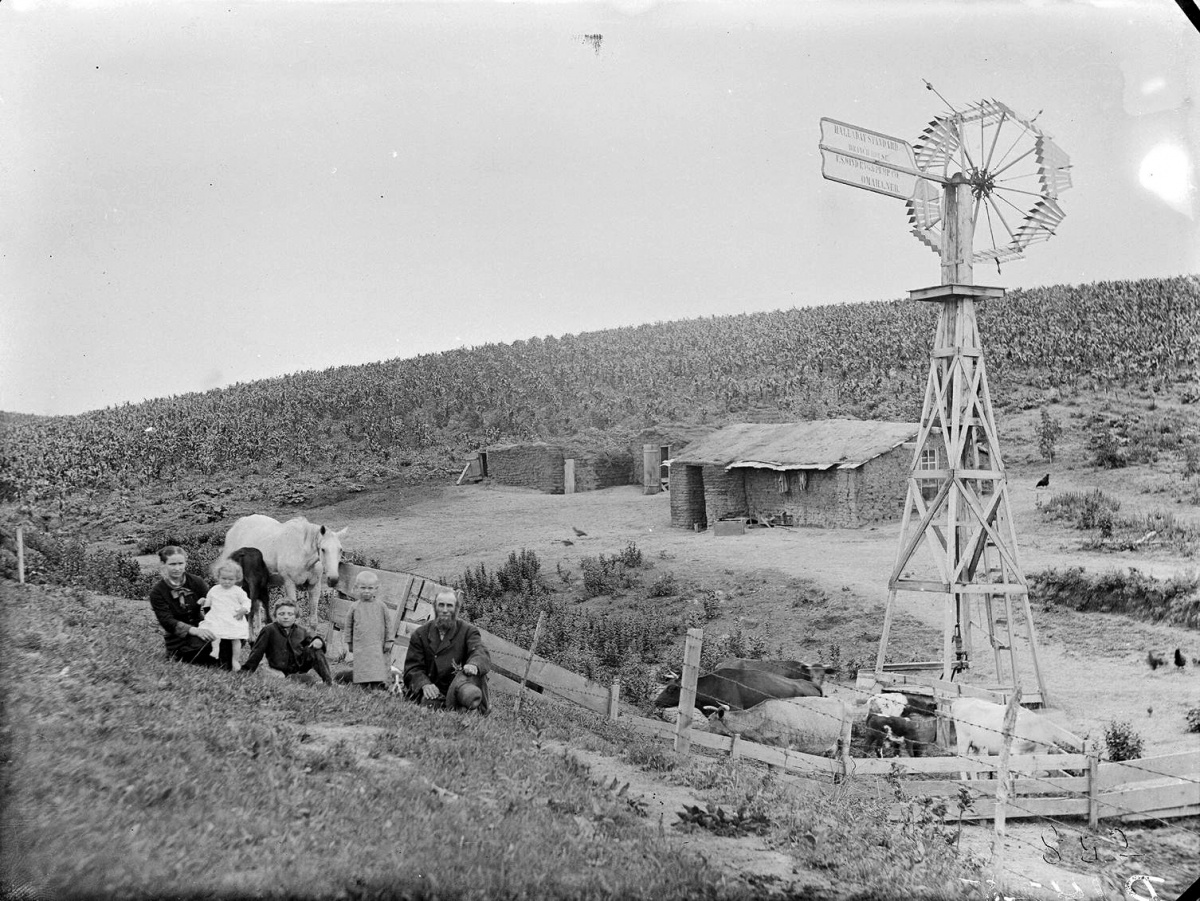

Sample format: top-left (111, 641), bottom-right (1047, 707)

top-left (403, 589), bottom-right (490, 713)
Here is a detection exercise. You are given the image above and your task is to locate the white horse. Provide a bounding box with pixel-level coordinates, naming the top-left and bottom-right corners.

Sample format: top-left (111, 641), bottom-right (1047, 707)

top-left (216, 515), bottom-right (348, 626)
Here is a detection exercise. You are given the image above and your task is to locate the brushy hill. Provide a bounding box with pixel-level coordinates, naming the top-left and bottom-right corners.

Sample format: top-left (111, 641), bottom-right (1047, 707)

top-left (2, 276), bottom-right (1197, 503)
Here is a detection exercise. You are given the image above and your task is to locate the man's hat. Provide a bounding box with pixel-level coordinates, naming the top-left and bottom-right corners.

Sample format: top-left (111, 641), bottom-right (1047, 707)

top-left (456, 683), bottom-right (483, 711)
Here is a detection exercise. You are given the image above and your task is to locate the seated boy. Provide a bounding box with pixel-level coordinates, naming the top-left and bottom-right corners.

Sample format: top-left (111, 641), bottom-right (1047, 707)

top-left (241, 601), bottom-right (333, 685)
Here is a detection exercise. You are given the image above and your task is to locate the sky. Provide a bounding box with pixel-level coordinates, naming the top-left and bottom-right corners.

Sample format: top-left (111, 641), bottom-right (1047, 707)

top-left (1, 0), bottom-right (1196, 417)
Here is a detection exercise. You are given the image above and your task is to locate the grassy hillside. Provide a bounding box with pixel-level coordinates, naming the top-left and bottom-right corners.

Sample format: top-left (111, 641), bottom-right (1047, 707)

top-left (1, 580), bottom-right (982, 901)
top-left (2, 276), bottom-right (1197, 508)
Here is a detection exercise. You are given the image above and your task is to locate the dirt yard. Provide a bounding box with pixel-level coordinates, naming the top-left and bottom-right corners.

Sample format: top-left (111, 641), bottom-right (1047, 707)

top-left (298, 466), bottom-right (1198, 899)
top-left (310, 473), bottom-right (1200, 758)
top-left (297, 458), bottom-right (1200, 899)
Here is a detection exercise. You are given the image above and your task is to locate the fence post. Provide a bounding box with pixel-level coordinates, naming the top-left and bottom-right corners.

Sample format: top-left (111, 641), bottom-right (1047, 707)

top-left (513, 611), bottom-right (547, 715)
top-left (991, 687), bottom-right (1022, 878)
top-left (16, 526), bottom-right (25, 584)
top-left (1087, 739), bottom-right (1100, 827)
top-left (729, 733), bottom-right (741, 760)
top-left (673, 628), bottom-right (703, 755)
top-left (608, 677), bottom-right (621, 721)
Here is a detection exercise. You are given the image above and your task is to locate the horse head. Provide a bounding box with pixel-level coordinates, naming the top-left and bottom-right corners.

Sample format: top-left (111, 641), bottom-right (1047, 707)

top-left (317, 525), bottom-right (349, 589)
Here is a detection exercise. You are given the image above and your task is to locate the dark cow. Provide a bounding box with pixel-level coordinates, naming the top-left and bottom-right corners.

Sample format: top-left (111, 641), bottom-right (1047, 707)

top-left (713, 657), bottom-right (829, 692)
top-left (654, 666), bottom-right (822, 712)
top-left (229, 546), bottom-right (272, 628)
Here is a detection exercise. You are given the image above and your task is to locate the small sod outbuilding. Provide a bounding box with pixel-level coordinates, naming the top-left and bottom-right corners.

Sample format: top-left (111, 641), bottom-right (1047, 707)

top-left (669, 419), bottom-right (921, 530)
top-left (480, 441), bottom-right (638, 494)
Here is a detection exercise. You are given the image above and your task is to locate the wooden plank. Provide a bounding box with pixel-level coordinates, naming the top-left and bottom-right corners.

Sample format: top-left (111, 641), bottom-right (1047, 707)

top-left (623, 714), bottom-right (678, 738)
top-left (1117, 804), bottom-right (1200, 822)
top-left (622, 715), bottom-right (840, 778)
top-left (880, 660), bottom-right (943, 673)
top-left (1097, 780), bottom-right (1200, 820)
top-left (959, 796), bottom-right (1090, 821)
top-left (847, 753), bottom-right (1089, 777)
top-left (911, 776), bottom-right (1091, 798)
top-left (338, 564), bottom-right (424, 614)
top-left (488, 670), bottom-right (522, 695)
top-left (478, 627), bottom-right (610, 716)
top-left (328, 596), bottom-right (353, 629)
top-left (1096, 750), bottom-right (1200, 791)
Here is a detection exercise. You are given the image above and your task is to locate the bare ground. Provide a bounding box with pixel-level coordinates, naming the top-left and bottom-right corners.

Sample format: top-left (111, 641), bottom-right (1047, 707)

top-left (297, 459), bottom-right (1199, 901)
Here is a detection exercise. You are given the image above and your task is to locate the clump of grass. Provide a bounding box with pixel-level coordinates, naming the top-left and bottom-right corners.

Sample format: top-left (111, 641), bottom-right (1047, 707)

top-left (1040, 491), bottom-right (1199, 555)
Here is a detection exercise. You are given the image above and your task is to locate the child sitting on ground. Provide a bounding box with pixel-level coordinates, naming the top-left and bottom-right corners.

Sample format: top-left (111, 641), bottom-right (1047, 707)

top-left (346, 571), bottom-right (397, 689)
top-left (199, 560), bottom-right (252, 671)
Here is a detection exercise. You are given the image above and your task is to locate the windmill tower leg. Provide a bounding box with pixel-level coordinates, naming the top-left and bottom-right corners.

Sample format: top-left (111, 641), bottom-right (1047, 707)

top-left (874, 175), bottom-right (1047, 705)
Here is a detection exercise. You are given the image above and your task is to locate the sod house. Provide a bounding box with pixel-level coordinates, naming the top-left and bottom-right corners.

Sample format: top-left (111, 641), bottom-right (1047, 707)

top-left (669, 420), bottom-right (922, 530)
top-left (479, 442), bottom-right (638, 494)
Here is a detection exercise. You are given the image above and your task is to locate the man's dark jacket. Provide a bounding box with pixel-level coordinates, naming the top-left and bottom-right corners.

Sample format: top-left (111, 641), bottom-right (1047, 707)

top-left (403, 617), bottom-right (491, 702)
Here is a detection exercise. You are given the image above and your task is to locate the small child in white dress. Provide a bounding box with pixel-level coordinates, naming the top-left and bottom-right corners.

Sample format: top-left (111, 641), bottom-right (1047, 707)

top-left (200, 560), bottom-right (252, 671)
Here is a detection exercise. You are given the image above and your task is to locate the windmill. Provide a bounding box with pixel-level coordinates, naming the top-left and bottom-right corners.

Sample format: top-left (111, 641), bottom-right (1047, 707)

top-left (819, 94), bottom-right (1072, 704)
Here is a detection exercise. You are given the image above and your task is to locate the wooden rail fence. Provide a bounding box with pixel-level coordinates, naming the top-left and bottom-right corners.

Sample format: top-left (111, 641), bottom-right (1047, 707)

top-left (332, 563), bottom-right (1200, 824)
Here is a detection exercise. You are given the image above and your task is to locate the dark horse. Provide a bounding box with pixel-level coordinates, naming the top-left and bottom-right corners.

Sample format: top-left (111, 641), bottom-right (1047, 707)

top-left (228, 546), bottom-right (272, 630)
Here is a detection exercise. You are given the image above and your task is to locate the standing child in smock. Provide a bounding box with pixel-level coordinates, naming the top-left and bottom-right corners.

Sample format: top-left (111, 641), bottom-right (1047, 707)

top-left (199, 560), bottom-right (252, 671)
top-left (346, 571), bottom-right (396, 689)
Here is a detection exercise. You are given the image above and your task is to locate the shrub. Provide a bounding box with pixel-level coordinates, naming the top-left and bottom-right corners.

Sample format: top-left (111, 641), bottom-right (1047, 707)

top-left (1042, 489), bottom-right (1122, 531)
top-left (342, 549), bottom-right (382, 568)
top-left (1103, 720), bottom-right (1144, 761)
top-left (1089, 427), bottom-right (1127, 468)
top-left (578, 553), bottom-right (638, 598)
top-left (616, 542), bottom-right (644, 568)
top-left (497, 549), bottom-right (547, 597)
top-left (1186, 707), bottom-right (1200, 734)
top-left (1038, 408), bottom-right (1063, 463)
top-left (646, 571), bottom-right (677, 598)
top-left (460, 562), bottom-right (502, 609)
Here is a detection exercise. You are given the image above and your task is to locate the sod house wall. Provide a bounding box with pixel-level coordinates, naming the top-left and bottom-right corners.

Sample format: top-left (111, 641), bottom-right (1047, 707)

top-left (486, 443), bottom-right (565, 494)
top-left (671, 446), bottom-right (912, 529)
top-left (571, 453), bottom-right (636, 492)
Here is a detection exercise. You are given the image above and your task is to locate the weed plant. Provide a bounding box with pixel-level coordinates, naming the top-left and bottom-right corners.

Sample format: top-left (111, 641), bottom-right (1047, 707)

top-left (1103, 720), bottom-right (1146, 761)
top-left (579, 552), bottom-right (639, 598)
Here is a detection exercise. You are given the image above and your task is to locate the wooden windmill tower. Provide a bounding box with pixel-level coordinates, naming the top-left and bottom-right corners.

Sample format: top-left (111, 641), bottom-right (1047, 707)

top-left (819, 98), bottom-right (1072, 704)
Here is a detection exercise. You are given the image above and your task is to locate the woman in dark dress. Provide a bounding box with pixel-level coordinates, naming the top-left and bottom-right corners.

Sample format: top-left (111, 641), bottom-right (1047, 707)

top-left (147, 545), bottom-right (232, 668)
